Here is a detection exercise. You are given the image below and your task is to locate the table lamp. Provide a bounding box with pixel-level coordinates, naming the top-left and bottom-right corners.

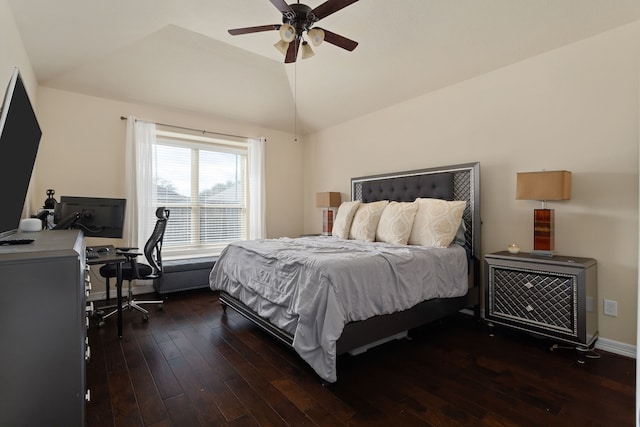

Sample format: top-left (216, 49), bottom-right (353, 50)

top-left (516, 170), bottom-right (571, 256)
top-left (316, 192), bottom-right (341, 235)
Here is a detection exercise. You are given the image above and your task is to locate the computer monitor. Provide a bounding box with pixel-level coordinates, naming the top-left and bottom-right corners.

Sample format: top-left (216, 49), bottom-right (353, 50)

top-left (54, 196), bottom-right (126, 238)
top-left (0, 68), bottom-right (42, 239)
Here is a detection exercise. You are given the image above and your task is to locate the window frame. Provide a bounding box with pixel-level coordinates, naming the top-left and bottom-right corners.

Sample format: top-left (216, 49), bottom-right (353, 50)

top-left (154, 130), bottom-right (249, 258)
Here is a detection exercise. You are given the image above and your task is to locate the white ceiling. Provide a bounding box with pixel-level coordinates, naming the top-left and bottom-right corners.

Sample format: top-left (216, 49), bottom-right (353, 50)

top-left (9, 0), bottom-right (640, 135)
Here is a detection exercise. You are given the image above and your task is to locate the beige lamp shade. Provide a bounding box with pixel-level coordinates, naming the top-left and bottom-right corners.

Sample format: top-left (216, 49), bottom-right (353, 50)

top-left (274, 39), bottom-right (289, 55)
top-left (316, 192), bottom-right (341, 208)
top-left (301, 41), bottom-right (315, 59)
top-left (308, 28), bottom-right (325, 47)
top-left (279, 24), bottom-right (296, 43)
top-left (516, 171), bottom-right (571, 201)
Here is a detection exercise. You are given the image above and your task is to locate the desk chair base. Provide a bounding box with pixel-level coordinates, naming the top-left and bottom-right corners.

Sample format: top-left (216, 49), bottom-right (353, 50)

top-left (97, 282), bottom-right (163, 327)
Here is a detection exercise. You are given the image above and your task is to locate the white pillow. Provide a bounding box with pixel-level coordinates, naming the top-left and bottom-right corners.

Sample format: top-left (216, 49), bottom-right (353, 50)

top-left (408, 198), bottom-right (467, 247)
top-left (332, 201), bottom-right (361, 239)
top-left (349, 200), bottom-right (389, 241)
top-left (375, 201), bottom-right (418, 245)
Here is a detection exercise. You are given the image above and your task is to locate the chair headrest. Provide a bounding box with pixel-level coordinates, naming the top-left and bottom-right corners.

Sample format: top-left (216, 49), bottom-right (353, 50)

top-left (156, 207), bottom-right (169, 219)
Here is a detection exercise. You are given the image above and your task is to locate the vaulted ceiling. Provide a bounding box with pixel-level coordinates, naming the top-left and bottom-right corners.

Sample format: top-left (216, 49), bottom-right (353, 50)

top-left (9, 0), bottom-right (640, 135)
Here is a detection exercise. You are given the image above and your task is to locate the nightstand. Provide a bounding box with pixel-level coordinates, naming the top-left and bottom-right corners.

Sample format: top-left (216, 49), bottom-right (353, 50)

top-left (484, 251), bottom-right (598, 362)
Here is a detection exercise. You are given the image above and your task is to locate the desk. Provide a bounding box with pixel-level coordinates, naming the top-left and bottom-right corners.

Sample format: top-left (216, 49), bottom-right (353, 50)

top-left (86, 245), bottom-right (127, 338)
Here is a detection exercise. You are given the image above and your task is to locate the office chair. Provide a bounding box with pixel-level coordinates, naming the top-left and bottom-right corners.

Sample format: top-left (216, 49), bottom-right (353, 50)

top-left (97, 207), bottom-right (169, 324)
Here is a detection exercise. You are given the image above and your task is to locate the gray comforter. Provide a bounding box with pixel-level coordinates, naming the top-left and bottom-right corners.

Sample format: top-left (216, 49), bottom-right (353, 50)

top-left (209, 236), bottom-right (468, 382)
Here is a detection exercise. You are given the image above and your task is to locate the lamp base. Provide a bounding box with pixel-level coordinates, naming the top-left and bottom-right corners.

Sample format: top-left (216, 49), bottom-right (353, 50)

top-left (322, 208), bottom-right (334, 235)
top-left (533, 208), bottom-right (555, 253)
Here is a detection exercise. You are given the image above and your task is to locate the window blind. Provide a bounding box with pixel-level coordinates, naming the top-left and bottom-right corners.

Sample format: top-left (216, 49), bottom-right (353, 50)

top-left (154, 135), bottom-right (248, 256)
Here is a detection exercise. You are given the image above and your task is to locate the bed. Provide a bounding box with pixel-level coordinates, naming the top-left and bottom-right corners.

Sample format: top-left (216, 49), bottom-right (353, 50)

top-left (210, 162), bottom-right (481, 383)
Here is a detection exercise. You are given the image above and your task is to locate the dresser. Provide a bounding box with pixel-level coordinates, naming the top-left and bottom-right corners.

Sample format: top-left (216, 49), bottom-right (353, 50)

top-left (484, 251), bottom-right (598, 361)
top-left (0, 229), bottom-right (90, 426)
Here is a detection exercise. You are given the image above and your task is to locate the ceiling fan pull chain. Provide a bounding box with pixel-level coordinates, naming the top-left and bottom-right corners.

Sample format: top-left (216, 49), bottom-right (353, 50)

top-left (294, 59), bottom-right (298, 142)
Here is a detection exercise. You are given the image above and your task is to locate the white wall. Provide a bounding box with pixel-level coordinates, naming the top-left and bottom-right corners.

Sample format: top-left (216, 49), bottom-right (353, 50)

top-left (32, 87), bottom-right (305, 248)
top-left (304, 21), bottom-right (640, 347)
top-left (0, 0), bottom-right (35, 98)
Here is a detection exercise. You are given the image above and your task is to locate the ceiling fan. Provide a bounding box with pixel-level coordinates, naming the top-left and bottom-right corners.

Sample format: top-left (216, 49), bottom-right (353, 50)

top-left (228, 0), bottom-right (359, 63)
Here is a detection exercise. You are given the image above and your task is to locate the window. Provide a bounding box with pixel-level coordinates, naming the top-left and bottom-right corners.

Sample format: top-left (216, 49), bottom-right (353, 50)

top-left (153, 131), bottom-right (248, 256)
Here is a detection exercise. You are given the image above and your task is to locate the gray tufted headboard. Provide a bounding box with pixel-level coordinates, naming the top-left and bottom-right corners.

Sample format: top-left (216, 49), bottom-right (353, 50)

top-left (351, 162), bottom-right (480, 259)
top-left (360, 172), bottom-right (455, 202)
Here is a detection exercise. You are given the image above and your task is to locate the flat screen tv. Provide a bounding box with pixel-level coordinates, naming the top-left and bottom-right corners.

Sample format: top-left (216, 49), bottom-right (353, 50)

top-left (54, 196), bottom-right (126, 238)
top-left (0, 68), bottom-right (42, 239)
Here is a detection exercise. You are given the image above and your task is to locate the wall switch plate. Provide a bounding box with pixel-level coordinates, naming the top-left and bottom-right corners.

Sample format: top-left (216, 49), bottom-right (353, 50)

top-left (604, 299), bottom-right (618, 317)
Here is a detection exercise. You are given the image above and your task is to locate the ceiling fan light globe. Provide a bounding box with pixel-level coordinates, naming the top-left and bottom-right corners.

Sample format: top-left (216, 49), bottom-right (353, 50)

top-left (308, 28), bottom-right (325, 47)
top-left (274, 39), bottom-right (289, 55)
top-left (279, 24), bottom-right (296, 42)
top-left (301, 41), bottom-right (315, 59)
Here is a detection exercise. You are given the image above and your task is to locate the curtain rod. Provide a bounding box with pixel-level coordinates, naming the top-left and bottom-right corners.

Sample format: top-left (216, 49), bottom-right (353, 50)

top-left (120, 116), bottom-right (260, 141)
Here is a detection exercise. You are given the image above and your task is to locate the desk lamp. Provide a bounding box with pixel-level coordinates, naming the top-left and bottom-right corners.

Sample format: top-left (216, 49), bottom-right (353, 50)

top-left (516, 170), bottom-right (571, 256)
top-left (316, 192), bottom-right (341, 235)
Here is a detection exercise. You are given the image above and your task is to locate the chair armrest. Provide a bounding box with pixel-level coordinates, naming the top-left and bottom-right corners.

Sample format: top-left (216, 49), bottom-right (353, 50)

top-left (115, 247), bottom-right (138, 252)
top-left (116, 251), bottom-right (142, 259)
top-left (113, 251), bottom-right (143, 278)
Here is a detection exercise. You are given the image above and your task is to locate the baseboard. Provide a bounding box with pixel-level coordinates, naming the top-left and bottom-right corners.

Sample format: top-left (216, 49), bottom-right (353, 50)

top-left (595, 337), bottom-right (636, 359)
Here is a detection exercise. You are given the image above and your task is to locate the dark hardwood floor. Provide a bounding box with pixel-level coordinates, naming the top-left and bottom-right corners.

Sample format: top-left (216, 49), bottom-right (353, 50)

top-left (87, 289), bottom-right (635, 426)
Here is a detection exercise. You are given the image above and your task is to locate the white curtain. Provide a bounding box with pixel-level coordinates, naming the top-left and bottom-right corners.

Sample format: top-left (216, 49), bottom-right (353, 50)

top-left (124, 116), bottom-right (157, 248)
top-left (248, 137), bottom-right (266, 239)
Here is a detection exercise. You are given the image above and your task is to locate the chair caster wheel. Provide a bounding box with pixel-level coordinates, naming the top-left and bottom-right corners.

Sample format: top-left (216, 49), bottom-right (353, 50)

top-left (98, 320), bottom-right (105, 328)
top-left (142, 314), bottom-right (149, 322)
top-left (158, 303), bottom-right (164, 310)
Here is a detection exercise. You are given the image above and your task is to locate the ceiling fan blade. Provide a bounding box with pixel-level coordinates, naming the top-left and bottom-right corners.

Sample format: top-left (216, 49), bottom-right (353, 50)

top-left (269, 0), bottom-right (293, 14)
top-left (284, 39), bottom-right (301, 63)
top-left (319, 28), bottom-right (358, 51)
top-left (311, 0), bottom-right (359, 21)
top-left (228, 24), bottom-right (280, 35)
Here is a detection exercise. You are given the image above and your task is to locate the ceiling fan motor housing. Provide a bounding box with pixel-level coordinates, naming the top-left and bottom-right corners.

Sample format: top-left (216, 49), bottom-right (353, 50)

top-left (283, 3), bottom-right (318, 37)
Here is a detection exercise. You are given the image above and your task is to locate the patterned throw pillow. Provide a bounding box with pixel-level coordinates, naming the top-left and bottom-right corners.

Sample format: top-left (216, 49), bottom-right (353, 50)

top-left (332, 201), bottom-right (361, 239)
top-left (349, 200), bottom-right (389, 241)
top-left (408, 198), bottom-right (467, 247)
top-left (375, 201), bottom-right (419, 245)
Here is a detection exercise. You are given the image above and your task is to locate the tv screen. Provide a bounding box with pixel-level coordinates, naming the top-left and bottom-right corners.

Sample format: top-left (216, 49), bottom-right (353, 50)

top-left (54, 196), bottom-right (126, 238)
top-left (0, 68), bottom-right (42, 238)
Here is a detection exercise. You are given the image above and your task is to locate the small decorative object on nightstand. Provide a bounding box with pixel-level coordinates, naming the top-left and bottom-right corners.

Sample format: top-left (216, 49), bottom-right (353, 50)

top-left (485, 251), bottom-right (598, 363)
top-left (316, 192), bottom-right (341, 235)
top-left (507, 243), bottom-right (520, 254)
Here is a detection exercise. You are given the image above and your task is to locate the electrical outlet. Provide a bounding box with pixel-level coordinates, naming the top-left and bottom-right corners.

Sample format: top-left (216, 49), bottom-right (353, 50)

top-left (604, 299), bottom-right (618, 317)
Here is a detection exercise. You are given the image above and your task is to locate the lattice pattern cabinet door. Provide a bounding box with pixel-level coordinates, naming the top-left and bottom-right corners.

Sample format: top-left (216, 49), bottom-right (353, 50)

top-left (485, 252), bottom-right (598, 355)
